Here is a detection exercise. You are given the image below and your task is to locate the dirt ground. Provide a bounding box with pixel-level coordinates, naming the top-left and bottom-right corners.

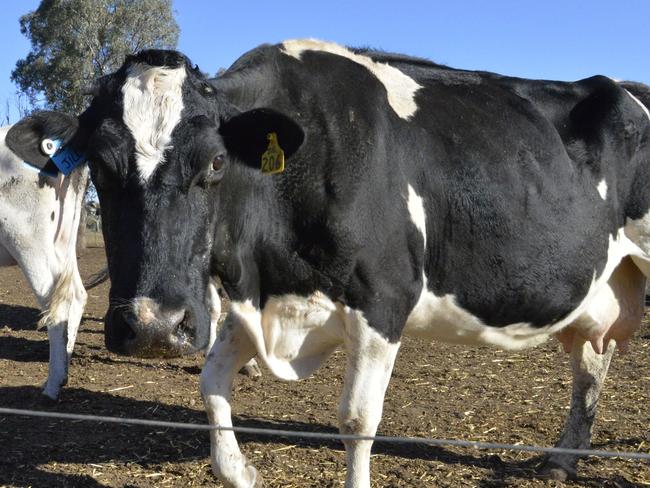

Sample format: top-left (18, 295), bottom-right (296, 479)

top-left (0, 247), bottom-right (649, 488)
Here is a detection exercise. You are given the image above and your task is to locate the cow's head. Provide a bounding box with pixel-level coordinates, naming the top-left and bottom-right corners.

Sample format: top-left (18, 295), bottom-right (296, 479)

top-left (67, 50), bottom-right (304, 357)
top-left (8, 50), bottom-right (304, 357)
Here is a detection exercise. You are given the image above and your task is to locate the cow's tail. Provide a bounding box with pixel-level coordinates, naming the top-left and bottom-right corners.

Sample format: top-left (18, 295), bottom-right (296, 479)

top-left (38, 263), bottom-right (77, 330)
top-left (84, 267), bottom-right (109, 290)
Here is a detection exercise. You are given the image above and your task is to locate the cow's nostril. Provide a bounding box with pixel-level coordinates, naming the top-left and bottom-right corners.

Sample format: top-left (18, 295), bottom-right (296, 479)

top-left (120, 310), bottom-right (138, 341)
top-left (175, 310), bottom-right (194, 339)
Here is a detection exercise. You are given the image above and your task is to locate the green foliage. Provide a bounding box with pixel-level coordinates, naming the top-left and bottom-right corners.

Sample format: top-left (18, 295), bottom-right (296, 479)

top-left (12, 0), bottom-right (179, 114)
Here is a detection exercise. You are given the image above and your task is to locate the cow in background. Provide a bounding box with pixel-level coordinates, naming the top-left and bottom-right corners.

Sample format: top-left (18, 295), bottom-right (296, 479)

top-left (0, 112), bottom-right (88, 399)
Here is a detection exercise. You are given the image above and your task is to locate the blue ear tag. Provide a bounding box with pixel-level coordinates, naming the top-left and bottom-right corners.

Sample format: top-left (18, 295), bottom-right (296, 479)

top-left (50, 140), bottom-right (86, 176)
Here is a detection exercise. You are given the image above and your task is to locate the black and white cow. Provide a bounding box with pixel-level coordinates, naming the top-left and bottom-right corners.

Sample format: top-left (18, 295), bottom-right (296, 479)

top-left (12, 40), bottom-right (650, 486)
top-left (0, 113), bottom-right (88, 399)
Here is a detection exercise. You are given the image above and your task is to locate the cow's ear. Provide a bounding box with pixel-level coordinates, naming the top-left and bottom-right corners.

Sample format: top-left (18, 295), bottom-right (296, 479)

top-left (6, 111), bottom-right (80, 171)
top-left (219, 108), bottom-right (304, 169)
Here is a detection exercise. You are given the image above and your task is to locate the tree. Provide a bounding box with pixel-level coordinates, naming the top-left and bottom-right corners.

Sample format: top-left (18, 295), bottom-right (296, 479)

top-left (12, 0), bottom-right (179, 114)
top-left (2, 93), bottom-right (31, 125)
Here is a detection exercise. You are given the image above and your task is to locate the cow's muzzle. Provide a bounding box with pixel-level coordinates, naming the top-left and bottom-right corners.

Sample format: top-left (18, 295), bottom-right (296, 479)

top-left (105, 297), bottom-right (199, 357)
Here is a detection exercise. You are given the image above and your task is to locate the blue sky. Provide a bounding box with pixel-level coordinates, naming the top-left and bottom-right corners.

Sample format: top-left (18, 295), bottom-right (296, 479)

top-left (1, 0), bottom-right (649, 122)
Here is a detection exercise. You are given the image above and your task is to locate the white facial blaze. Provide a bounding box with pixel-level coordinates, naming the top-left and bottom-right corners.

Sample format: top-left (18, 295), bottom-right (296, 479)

top-left (281, 39), bottom-right (422, 120)
top-left (597, 179), bottom-right (608, 200)
top-left (121, 63), bottom-right (186, 182)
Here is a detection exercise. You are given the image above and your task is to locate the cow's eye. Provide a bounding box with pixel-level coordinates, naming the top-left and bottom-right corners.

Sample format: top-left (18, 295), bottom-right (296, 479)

top-left (212, 154), bottom-right (225, 171)
top-left (196, 154), bottom-right (226, 188)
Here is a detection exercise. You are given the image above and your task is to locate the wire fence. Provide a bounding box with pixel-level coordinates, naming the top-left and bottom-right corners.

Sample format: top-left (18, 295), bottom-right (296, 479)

top-left (1, 407), bottom-right (649, 462)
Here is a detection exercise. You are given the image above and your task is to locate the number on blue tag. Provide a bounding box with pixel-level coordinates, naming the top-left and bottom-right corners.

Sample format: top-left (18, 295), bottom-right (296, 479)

top-left (50, 142), bottom-right (86, 176)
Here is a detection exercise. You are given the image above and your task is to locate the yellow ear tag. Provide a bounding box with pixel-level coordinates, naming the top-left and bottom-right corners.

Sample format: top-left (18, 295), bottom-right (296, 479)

top-left (260, 132), bottom-right (285, 174)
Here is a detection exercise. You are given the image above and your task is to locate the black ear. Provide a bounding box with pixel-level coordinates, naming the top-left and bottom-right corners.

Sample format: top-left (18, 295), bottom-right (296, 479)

top-left (6, 111), bottom-right (79, 172)
top-left (219, 108), bottom-right (304, 168)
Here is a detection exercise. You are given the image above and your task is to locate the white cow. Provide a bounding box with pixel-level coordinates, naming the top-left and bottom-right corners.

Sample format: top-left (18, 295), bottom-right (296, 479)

top-left (0, 112), bottom-right (88, 399)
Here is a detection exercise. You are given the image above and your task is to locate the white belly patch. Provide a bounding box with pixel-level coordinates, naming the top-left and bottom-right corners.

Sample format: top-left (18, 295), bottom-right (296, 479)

top-left (403, 183), bottom-right (649, 352)
top-left (404, 228), bottom-right (648, 351)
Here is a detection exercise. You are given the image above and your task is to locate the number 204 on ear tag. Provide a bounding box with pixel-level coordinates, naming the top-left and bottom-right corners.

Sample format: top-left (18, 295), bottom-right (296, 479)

top-left (260, 132), bottom-right (285, 174)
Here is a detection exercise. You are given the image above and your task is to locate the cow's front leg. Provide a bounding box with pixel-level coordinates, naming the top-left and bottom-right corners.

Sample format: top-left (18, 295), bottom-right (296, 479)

top-left (338, 310), bottom-right (401, 488)
top-left (206, 281), bottom-right (261, 378)
top-left (539, 339), bottom-right (616, 480)
top-left (200, 312), bottom-right (260, 488)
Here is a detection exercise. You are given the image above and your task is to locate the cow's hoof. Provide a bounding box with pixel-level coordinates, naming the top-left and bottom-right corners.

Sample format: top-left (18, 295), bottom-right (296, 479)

top-left (41, 382), bottom-right (61, 402)
top-left (213, 462), bottom-right (261, 488)
top-left (253, 472), bottom-right (264, 487)
top-left (239, 360), bottom-right (262, 379)
top-left (244, 463), bottom-right (262, 487)
top-left (40, 389), bottom-right (60, 404)
top-left (537, 460), bottom-right (577, 481)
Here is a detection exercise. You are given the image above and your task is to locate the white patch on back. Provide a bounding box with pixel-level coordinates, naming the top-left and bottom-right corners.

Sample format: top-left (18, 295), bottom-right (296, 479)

top-left (597, 179), bottom-right (608, 200)
top-left (281, 39), bottom-right (422, 120)
top-left (121, 63), bottom-right (186, 182)
top-left (624, 89), bottom-right (650, 122)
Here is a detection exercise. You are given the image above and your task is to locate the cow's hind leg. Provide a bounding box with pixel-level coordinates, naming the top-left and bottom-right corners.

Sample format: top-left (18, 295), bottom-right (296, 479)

top-left (539, 339), bottom-right (616, 480)
top-left (201, 311), bottom-right (260, 488)
top-left (338, 309), bottom-right (401, 488)
top-left (41, 260), bottom-right (87, 400)
top-left (542, 256), bottom-right (644, 479)
top-left (13, 245), bottom-right (86, 400)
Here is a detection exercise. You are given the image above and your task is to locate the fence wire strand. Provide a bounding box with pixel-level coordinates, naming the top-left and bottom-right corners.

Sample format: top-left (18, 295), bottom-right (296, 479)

top-left (1, 407), bottom-right (649, 461)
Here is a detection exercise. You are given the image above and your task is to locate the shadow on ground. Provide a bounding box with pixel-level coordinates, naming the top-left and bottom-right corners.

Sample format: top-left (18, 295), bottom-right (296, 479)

top-left (0, 303), bottom-right (41, 331)
top-left (0, 385), bottom-right (633, 487)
